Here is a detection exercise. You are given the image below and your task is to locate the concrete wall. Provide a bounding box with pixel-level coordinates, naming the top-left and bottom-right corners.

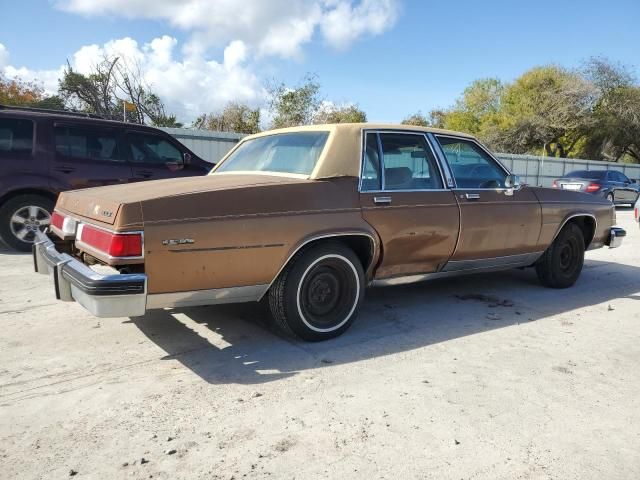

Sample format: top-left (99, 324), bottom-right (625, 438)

top-left (162, 127), bottom-right (640, 185)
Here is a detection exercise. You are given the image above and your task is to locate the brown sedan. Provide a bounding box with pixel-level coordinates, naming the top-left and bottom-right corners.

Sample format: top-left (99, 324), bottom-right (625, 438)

top-left (33, 124), bottom-right (626, 341)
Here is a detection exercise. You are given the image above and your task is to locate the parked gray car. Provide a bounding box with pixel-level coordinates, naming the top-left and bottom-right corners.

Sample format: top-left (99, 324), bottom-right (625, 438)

top-left (552, 170), bottom-right (640, 206)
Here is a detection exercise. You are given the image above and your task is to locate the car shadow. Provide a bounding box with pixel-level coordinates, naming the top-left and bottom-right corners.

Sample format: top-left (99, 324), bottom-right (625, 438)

top-left (127, 258), bottom-right (640, 385)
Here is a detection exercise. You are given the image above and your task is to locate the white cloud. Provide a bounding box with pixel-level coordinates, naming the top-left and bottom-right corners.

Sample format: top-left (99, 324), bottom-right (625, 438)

top-left (0, 43), bottom-right (9, 68)
top-left (2, 1), bottom-right (399, 122)
top-left (55, 0), bottom-right (400, 57)
top-left (0, 36), bottom-right (264, 121)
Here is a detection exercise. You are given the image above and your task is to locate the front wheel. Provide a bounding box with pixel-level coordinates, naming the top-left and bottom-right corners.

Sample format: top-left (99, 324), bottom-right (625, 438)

top-left (268, 242), bottom-right (365, 341)
top-left (535, 223), bottom-right (585, 288)
top-left (606, 192), bottom-right (614, 204)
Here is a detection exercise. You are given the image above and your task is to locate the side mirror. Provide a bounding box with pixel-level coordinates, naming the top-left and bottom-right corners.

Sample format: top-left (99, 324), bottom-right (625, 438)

top-left (504, 174), bottom-right (521, 190)
top-left (630, 179), bottom-right (637, 184)
top-left (183, 152), bottom-right (192, 166)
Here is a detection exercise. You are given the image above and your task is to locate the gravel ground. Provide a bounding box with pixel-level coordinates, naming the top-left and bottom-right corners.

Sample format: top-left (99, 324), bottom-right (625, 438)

top-left (1, 209), bottom-right (639, 480)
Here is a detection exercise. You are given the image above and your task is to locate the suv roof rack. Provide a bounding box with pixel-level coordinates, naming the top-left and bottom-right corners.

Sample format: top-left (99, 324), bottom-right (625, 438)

top-left (0, 104), bottom-right (105, 119)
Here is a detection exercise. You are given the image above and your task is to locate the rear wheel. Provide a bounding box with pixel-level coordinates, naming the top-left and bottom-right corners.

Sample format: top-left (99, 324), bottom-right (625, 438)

top-left (268, 242), bottom-right (365, 341)
top-left (0, 195), bottom-right (54, 252)
top-left (535, 223), bottom-right (585, 288)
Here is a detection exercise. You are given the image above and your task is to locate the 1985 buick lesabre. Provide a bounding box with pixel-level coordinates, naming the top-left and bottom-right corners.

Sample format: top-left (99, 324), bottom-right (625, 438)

top-left (33, 124), bottom-right (626, 341)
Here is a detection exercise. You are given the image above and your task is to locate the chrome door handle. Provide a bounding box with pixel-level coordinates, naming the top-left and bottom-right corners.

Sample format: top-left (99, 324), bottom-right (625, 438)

top-left (374, 196), bottom-right (392, 205)
top-left (465, 193), bottom-right (480, 200)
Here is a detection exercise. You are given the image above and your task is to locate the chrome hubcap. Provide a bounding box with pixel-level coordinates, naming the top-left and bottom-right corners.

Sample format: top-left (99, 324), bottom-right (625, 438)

top-left (9, 206), bottom-right (51, 243)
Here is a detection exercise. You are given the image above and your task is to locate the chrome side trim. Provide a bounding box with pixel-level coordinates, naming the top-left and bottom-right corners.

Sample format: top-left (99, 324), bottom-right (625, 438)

top-left (441, 252), bottom-right (544, 273)
top-left (550, 213), bottom-right (598, 248)
top-left (260, 232), bottom-right (378, 300)
top-left (426, 132), bottom-right (456, 188)
top-left (358, 129), bottom-right (448, 193)
top-left (146, 284), bottom-right (269, 309)
top-left (372, 252), bottom-right (544, 287)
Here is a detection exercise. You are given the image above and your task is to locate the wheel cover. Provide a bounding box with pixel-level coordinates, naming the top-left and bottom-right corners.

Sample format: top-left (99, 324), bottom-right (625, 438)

top-left (9, 205), bottom-right (51, 244)
top-left (558, 236), bottom-right (580, 276)
top-left (296, 254), bottom-right (360, 333)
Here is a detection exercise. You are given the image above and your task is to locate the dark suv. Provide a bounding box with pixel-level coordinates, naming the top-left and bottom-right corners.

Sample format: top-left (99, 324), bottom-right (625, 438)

top-left (0, 105), bottom-right (212, 251)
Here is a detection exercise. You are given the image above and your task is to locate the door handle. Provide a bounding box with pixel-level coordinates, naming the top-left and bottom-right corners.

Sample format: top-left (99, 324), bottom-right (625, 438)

top-left (465, 193), bottom-right (481, 200)
top-left (135, 170), bottom-right (153, 178)
top-left (54, 166), bottom-right (75, 174)
top-left (374, 196), bottom-right (392, 205)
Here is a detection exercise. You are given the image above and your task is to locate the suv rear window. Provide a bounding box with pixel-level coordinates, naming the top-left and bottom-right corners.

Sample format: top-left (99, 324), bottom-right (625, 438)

top-left (55, 125), bottom-right (124, 162)
top-left (0, 118), bottom-right (34, 154)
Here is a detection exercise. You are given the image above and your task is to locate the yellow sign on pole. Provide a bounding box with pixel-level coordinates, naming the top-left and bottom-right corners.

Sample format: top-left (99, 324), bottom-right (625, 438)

top-left (123, 101), bottom-right (137, 112)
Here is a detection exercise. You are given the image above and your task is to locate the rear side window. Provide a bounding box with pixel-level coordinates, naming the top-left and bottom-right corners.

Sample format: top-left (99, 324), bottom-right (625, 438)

top-left (55, 126), bottom-right (124, 162)
top-left (127, 132), bottom-right (183, 164)
top-left (0, 118), bottom-right (34, 154)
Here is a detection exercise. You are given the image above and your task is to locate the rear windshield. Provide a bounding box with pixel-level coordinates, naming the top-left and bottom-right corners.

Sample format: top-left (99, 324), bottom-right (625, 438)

top-left (214, 132), bottom-right (329, 176)
top-left (566, 170), bottom-right (606, 180)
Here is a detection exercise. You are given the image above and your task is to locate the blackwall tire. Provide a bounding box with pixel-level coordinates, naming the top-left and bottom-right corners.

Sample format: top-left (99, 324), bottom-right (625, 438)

top-left (535, 223), bottom-right (585, 289)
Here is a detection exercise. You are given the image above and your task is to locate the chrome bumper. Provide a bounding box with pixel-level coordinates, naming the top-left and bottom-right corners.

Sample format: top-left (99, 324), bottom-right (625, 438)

top-left (606, 227), bottom-right (626, 249)
top-left (33, 230), bottom-right (147, 317)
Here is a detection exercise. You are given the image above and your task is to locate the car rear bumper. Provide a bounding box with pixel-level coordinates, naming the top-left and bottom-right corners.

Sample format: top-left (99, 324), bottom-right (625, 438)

top-left (606, 227), bottom-right (626, 249)
top-left (33, 230), bottom-right (147, 317)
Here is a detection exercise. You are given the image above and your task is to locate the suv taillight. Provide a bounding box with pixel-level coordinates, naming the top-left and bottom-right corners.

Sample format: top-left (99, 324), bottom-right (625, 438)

top-left (51, 212), bottom-right (64, 230)
top-left (78, 224), bottom-right (142, 258)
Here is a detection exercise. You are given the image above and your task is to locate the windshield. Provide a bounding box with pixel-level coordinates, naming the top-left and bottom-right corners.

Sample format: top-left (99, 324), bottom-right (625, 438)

top-left (214, 132), bottom-right (329, 176)
top-left (565, 170), bottom-right (606, 180)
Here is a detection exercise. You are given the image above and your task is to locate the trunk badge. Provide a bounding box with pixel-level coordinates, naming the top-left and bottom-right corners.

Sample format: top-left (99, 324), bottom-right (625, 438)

top-left (162, 238), bottom-right (195, 246)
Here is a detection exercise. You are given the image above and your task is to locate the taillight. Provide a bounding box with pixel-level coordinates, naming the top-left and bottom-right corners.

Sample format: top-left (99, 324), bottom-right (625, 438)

top-left (79, 224), bottom-right (142, 257)
top-left (585, 183), bottom-right (601, 192)
top-left (552, 180), bottom-right (558, 188)
top-left (51, 211), bottom-right (64, 230)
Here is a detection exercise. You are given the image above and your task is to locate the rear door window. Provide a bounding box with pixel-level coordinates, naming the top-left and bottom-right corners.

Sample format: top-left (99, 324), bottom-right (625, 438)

top-left (126, 132), bottom-right (183, 164)
top-left (55, 125), bottom-right (124, 162)
top-left (0, 118), bottom-right (34, 155)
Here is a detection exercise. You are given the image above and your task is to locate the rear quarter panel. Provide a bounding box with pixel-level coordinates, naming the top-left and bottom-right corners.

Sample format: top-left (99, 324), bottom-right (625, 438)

top-left (532, 187), bottom-right (613, 249)
top-left (141, 177), bottom-right (378, 294)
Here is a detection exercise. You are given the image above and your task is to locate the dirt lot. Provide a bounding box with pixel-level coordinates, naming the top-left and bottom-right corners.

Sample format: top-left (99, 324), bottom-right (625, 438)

top-left (1, 210), bottom-right (639, 480)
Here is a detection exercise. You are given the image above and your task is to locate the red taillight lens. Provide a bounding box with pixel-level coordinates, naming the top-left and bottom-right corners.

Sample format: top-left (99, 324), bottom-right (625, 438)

top-left (585, 183), bottom-right (601, 192)
top-left (80, 225), bottom-right (142, 257)
top-left (51, 211), bottom-right (64, 230)
top-left (552, 180), bottom-right (558, 188)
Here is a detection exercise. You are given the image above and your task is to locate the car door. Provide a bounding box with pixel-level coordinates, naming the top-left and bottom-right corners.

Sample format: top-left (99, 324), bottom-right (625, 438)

top-left (434, 135), bottom-right (542, 268)
top-left (124, 130), bottom-right (191, 181)
top-left (359, 130), bottom-right (460, 278)
top-left (51, 122), bottom-right (133, 190)
top-left (612, 171), bottom-right (636, 202)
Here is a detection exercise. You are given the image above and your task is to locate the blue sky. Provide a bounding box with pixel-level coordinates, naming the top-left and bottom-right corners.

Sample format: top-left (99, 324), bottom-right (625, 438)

top-left (1, 0), bottom-right (639, 123)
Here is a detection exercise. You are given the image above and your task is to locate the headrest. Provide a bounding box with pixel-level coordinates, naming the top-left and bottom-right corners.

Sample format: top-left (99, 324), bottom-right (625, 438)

top-left (385, 167), bottom-right (412, 186)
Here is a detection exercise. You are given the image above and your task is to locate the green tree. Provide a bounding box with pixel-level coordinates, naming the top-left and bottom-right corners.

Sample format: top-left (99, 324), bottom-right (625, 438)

top-left (313, 103), bottom-right (366, 124)
top-left (194, 102), bottom-right (260, 134)
top-left (0, 73), bottom-right (64, 109)
top-left (58, 56), bottom-right (181, 125)
top-left (268, 75), bottom-right (321, 128)
top-left (583, 57), bottom-right (640, 162)
top-left (401, 111), bottom-right (429, 126)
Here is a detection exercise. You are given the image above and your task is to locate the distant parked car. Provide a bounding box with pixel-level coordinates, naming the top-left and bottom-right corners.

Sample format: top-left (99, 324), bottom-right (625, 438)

top-left (552, 169), bottom-right (640, 206)
top-left (0, 105), bottom-right (212, 251)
